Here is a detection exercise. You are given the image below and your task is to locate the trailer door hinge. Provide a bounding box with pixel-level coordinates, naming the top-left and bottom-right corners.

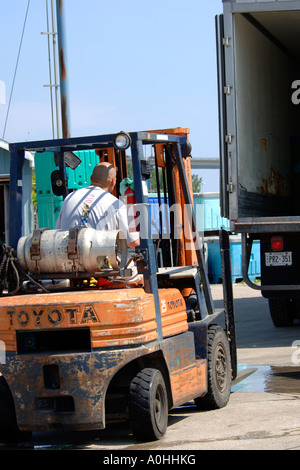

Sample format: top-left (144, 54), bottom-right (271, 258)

top-left (224, 85), bottom-right (232, 95)
top-left (225, 134), bottom-right (233, 144)
top-left (222, 36), bottom-right (231, 47)
top-left (227, 181), bottom-right (233, 193)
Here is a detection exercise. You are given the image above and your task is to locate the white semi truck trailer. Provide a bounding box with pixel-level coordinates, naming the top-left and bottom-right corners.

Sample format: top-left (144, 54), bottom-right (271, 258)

top-left (216, 0), bottom-right (300, 326)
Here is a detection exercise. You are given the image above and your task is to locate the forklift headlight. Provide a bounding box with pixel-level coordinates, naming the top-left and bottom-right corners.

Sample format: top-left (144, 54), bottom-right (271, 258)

top-left (113, 132), bottom-right (132, 150)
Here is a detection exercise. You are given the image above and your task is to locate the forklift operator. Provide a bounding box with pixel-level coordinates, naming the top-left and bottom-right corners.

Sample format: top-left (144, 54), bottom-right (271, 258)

top-left (55, 162), bottom-right (140, 249)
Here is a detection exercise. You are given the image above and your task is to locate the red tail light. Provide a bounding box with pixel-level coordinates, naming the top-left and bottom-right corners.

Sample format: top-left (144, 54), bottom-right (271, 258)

top-left (271, 236), bottom-right (284, 252)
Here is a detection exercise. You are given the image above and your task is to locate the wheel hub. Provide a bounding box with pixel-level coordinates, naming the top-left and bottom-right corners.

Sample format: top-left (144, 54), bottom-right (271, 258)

top-left (215, 343), bottom-right (227, 391)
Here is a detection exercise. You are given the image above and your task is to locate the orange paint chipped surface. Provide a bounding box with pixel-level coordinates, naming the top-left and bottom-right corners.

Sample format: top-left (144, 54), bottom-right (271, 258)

top-left (158, 289), bottom-right (188, 338)
top-left (170, 361), bottom-right (207, 407)
top-left (0, 287), bottom-right (189, 350)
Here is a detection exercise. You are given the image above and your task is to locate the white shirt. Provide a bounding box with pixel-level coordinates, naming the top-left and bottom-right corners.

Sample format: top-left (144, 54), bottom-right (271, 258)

top-left (55, 185), bottom-right (139, 245)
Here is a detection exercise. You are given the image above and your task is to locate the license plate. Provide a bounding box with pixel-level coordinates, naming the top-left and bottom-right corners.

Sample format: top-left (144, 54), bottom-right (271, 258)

top-left (265, 252), bottom-right (292, 267)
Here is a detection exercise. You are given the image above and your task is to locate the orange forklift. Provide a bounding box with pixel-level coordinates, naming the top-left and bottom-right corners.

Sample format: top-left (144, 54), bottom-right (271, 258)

top-left (0, 128), bottom-right (236, 442)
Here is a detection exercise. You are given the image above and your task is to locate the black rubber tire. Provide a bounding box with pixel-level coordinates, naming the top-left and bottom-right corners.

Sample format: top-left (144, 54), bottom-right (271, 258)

top-left (268, 298), bottom-right (294, 327)
top-left (129, 368), bottom-right (168, 441)
top-left (0, 376), bottom-right (32, 444)
top-left (195, 325), bottom-right (231, 410)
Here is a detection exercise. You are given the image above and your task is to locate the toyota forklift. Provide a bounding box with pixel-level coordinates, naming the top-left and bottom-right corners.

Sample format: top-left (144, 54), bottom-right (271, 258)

top-left (0, 128), bottom-right (236, 442)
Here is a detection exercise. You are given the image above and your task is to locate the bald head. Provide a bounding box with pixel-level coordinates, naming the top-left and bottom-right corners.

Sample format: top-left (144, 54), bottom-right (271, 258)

top-left (91, 162), bottom-right (116, 192)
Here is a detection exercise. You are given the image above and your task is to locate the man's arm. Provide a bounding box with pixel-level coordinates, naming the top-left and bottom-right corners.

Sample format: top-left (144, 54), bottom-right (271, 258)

top-left (128, 238), bottom-right (140, 249)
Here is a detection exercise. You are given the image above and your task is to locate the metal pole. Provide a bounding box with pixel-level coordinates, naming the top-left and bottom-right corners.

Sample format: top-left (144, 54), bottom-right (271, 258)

top-left (45, 0), bottom-right (55, 138)
top-left (9, 151), bottom-right (25, 249)
top-left (56, 0), bottom-right (71, 138)
top-left (51, 0), bottom-right (61, 138)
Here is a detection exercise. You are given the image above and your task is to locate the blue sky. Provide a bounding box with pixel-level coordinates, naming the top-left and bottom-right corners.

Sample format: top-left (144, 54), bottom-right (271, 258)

top-left (0, 0), bottom-right (223, 191)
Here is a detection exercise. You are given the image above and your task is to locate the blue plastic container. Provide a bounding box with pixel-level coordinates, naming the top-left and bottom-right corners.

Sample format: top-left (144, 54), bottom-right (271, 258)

top-left (193, 193), bottom-right (229, 232)
top-left (206, 236), bottom-right (261, 284)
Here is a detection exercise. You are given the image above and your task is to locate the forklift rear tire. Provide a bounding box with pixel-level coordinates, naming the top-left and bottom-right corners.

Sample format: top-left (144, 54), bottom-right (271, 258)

top-left (268, 298), bottom-right (294, 327)
top-left (129, 368), bottom-right (168, 441)
top-left (0, 376), bottom-right (32, 444)
top-left (195, 325), bottom-right (231, 410)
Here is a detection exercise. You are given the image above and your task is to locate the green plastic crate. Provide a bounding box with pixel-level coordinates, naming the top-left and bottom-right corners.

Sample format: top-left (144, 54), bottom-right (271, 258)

top-left (34, 150), bottom-right (98, 228)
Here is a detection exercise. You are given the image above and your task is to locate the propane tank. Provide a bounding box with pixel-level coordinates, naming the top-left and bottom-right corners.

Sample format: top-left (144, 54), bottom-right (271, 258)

top-left (17, 228), bottom-right (127, 275)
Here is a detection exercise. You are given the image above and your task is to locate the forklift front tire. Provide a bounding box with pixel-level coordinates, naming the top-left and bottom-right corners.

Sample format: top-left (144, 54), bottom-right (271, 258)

top-left (195, 325), bottom-right (231, 410)
top-left (129, 368), bottom-right (168, 441)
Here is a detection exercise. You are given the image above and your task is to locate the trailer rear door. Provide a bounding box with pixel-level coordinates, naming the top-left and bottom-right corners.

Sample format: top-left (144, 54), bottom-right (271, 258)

top-left (216, 14), bottom-right (229, 219)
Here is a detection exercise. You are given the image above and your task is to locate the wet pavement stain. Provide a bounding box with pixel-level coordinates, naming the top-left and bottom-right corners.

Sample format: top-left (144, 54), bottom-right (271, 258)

top-left (232, 365), bottom-right (300, 394)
